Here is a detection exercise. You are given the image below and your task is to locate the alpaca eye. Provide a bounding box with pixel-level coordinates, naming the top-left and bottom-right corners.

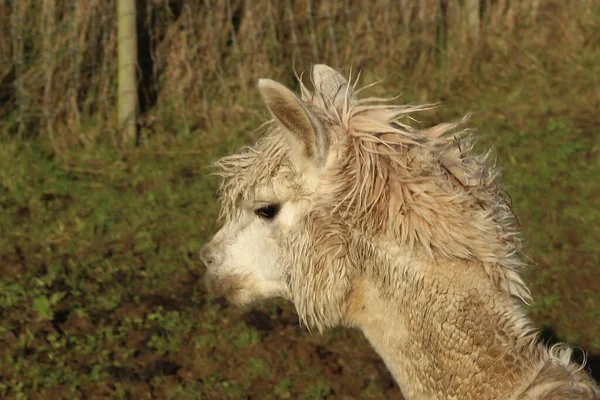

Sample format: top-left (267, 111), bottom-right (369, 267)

top-left (254, 204), bottom-right (280, 220)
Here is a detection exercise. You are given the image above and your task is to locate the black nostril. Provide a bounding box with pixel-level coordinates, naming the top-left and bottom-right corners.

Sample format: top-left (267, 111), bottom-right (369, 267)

top-left (200, 244), bottom-right (214, 265)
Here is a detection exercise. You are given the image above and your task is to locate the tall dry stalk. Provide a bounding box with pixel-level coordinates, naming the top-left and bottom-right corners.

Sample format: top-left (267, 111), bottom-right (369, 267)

top-left (42, 0), bottom-right (56, 150)
top-left (10, 0), bottom-right (25, 136)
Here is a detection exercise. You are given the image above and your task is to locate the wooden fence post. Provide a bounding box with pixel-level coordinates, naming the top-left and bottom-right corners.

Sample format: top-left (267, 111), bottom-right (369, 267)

top-left (117, 0), bottom-right (138, 144)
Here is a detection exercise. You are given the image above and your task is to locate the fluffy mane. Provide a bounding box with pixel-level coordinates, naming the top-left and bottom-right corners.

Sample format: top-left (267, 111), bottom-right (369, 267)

top-left (215, 74), bottom-right (532, 303)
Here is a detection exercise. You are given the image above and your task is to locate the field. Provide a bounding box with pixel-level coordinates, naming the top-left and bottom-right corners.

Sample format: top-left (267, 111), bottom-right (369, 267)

top-left (1, 1), bottom-right (599, 399)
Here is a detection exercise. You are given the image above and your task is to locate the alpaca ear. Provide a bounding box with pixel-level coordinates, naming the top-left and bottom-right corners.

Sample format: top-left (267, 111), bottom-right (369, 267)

top-left (311, 64), bottom-right (353, 105)
top-left (258, 78), bottom-right (329, 169)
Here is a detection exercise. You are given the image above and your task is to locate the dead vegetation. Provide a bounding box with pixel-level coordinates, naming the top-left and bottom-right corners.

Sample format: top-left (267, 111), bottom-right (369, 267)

top-left (0, 0), bottom-right (597, 152)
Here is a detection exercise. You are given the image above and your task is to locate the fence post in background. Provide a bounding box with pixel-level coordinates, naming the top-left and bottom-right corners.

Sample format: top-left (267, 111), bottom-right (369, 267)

top-left (117, 0), bottom-right (138, 144)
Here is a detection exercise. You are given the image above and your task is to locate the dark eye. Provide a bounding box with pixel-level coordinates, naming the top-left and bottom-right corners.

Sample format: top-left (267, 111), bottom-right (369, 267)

top-left (254, 204), bottom-right (280, 220)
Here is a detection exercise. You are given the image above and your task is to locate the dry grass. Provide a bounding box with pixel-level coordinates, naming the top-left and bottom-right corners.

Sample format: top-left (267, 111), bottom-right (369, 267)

top-left (0, 0), bottom-right (597, 152)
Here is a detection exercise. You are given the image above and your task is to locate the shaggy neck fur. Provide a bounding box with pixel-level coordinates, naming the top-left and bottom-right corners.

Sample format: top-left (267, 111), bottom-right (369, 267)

top-left (347, 243), bottom-right (529, 399)
top-left (346, 244), bottom-right (597, 399)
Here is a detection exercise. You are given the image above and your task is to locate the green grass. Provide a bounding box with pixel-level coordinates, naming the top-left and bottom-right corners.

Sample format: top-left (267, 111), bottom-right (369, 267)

top-left (0, 52), bottom-right (599, 398)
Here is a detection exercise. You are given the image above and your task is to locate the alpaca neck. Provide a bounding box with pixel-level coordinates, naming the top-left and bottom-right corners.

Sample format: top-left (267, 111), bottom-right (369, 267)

top-left (346, 256), bottom-right (537, 400)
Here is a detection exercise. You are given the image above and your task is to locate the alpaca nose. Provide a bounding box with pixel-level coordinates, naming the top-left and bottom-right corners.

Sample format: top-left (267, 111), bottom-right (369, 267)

top-left (200, 244), bottom-right (217, 266)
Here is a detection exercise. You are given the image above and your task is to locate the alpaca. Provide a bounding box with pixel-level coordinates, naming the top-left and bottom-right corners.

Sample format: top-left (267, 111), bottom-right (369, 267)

top-left (200, 64), bottom-right (599, 399)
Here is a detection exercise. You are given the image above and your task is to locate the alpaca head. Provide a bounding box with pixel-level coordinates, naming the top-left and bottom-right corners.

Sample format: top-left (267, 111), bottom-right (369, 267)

top-left (201, 65), bottom-right (368, 330)
top-left (201, 64), bottom-right (529, 332)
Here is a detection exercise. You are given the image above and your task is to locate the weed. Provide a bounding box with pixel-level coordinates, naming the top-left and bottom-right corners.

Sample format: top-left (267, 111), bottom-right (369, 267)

top-left (274, 377), bottom-right (295, 399)
top-left (302, 378), bottom-right (334, 400)
top-left (233, 327), bottom-right (261, 350)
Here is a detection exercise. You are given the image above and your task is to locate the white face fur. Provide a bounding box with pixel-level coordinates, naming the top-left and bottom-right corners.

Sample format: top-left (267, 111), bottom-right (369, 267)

top-left (202, 179), bottom-right (312, 305)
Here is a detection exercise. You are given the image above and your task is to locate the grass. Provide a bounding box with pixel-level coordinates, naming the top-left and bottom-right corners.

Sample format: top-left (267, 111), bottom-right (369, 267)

top-left (1, 23), bottom-right (599, 400)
